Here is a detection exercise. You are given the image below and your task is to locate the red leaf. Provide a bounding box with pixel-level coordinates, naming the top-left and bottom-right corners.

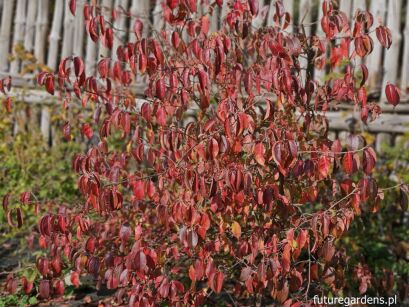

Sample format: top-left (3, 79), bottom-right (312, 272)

top-left (171, 31), bottom-right (181, 49)
top-left (133, 19), bottom-right (143, 40)
top-left (21, 277), bottom-right (33, 294)
top-left (385, 83), bottom-right (400, 106)
top-left (81, 123), bottom-right (93, 139)
top-left (360, 64), bottom-right (368, 87)
top-left (45, 76), bottom-right (54, 95)
top-left (134, 251), bottom-right (147, 271)
top-left (71, 271), bottom-right (80, 288)
top-left (156, 78), bottom-right (166, 100)
top-left (133, 180), bottom-right (145, 200)
top-left (69, 0), bottom-right (76, 16)
top-left (2, 193), bottom-right (10, 212)
top-left (248, 0), bottom-right (259, 16)
top-left (167, 0), bottom-right (179, 10)
top-left (53, 279), bottom-right (65, 296)
top-left (198, 70), bottom-right (208, 92)
top-left (354, 35), bottom-right (373, 57)
top-left (214, 271), bottom-right (224, 294)
top-left (363, 147), bottom-right (376, 175)
top-left (254, 142), bottom-right (265, 166)
top-left (98, 59), bottom-right (109, 79)
top-left (36, 257), bottom-right (49, 276)
top-left (39, 280), bottom-right (50, 299)
top-left (376, 26), bottom-right (392, 49)
top-left (73, 56), bottom-right (84, 77)
top-left (342, 152), bottom-right (354, 175)
top-left (4, 97), bottom-right (12, 113)
top-left (209, 138), bottom-right (219, 159)
top-left (16, 208), bottom-right (23, 228)
top-left (86, 236), bottom-right (96, 253)
top-left (318, 156), bottom-right (331, 177)
top-left (156, 106), bottom-right (166, 126)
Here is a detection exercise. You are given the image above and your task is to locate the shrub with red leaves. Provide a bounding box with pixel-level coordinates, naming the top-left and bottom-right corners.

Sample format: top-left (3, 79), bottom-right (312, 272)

top-left (3, 0), bottom-right (405, 305)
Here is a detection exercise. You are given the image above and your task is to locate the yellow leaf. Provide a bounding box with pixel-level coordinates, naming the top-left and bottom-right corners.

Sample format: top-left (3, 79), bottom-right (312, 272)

top-left (232, 221), bottom-right (241, 239)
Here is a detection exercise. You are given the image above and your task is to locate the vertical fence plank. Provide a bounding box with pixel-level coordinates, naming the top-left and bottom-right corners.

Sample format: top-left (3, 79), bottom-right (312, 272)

top-left (283, 0), bottom-right (293, 33)
top-left (339, 0), bottom-right (352, 17)
top-left (153, 0), bottom-right (164, 32)
top-left (210, 4), bottom-right (221, 33)
top-left (401, 3), bottom-right (409, 91)
top-left (381, 0), bottom-right (402, 100)
top-left (61, 0), bottom-right (75, 58)
top-left (0, 0), bottom-right (14, 72)
top-left (99, 0), bottom-right (113, 58)
top-left (112, 0), bottom-right (130, 60)
top-left (131, 0), bottom-right (150, 37)
top-left (314, 0), bottom-right (325, 82)
top-left (298, 0), bottom-right (312, 35)
top-left (85, 0), bottom-right (97, 75)
top-left (367, 0), bottom-right (387, 91)
top-left (47, 0), bottom-right (64, 71)
top-left (23, 0), bottom-right (37, 53)
top-left (34, 0), bottom-right (49, 65)
top-left (352, 0), bottom-right (367, 14)
top-left (73, 0), bottom-right (85, 58)
top-left (85, 32), bottom-right (97, 75)
top-left (10, 0), bottom-right (27, 74)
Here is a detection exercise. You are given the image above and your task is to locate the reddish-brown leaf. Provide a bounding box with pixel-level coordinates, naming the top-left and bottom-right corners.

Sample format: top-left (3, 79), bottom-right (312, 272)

top-left (214, 271), bottom-right (224, 294)
top-left (254, 142), bottom-right (265, 166)
top-left (385, 83), bottom-right (400, 106)
top-left (342, 152), bottom-right (354, 174)
top-left (363, 147), bottom-right (376, 174)
top-left (39, 280), bottom-right (50, 299)
top-left (69, 0), bottom-right (76, 16)
top-left (376, 26), bottom-right (392, 49)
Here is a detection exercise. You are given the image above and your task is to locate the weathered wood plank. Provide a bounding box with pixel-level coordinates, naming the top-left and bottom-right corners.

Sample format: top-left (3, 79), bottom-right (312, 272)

top-left (34, 0), bottom-right (49, 65)
top-left (73, 0), bottom-right (85, 58)
top-left (10, 0), bottom-right (27, 74)
top-left (61, 0), bottom-right (75, 58)
top-left (326, 111), bottom-right (409, 133)
top-left (0, 0), bottom-right (15, 71)
top-left (23, 0), bottom-right (37, 53)
top-left (47, 0), bottom-right (64, 71)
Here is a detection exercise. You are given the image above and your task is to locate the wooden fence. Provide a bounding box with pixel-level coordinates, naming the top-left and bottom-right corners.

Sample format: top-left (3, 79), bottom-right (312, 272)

top-left (1, 0), bottom-right (409, 150)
